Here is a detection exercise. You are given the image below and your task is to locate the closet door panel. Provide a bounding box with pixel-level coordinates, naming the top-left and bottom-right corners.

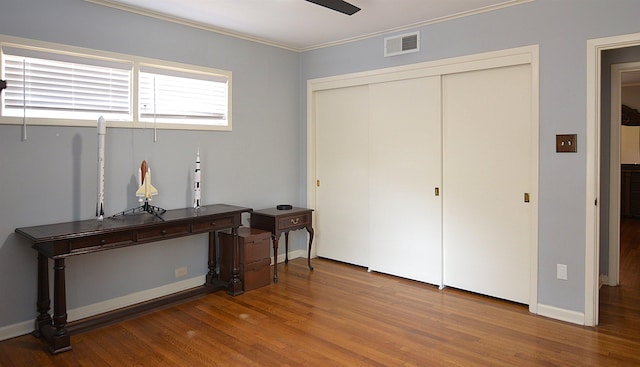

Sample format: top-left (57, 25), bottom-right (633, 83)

top-left (315, 85), bottom-right (370, 267)
top-left (442, 64), bottom-right (532, 304)
top-left (368, 76), bottom-right (442, 285)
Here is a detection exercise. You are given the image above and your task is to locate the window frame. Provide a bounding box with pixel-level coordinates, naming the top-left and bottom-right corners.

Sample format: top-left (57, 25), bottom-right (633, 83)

top-left (0, 35), bottom-right (232, 131)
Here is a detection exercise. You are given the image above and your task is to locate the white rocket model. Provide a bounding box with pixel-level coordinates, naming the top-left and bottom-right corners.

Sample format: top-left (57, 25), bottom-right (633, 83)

top-left (136, 160), bottom-right (158, 201)
top-left (96, 116), bottom-right (106, 220)
top-left (193, 149), bottom-right (201, 208)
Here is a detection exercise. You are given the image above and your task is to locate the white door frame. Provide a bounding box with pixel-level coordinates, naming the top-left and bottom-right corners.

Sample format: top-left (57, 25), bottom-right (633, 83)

top-left (307, 45), bottom-right (539, 313)
top-left (586, 32), bottom-right (640, 327)
top-left (608, 61), bottom-right (640, 288)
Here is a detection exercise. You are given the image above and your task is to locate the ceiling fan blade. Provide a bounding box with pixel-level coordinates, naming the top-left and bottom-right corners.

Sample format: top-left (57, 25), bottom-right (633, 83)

top-left (305, 0), bottom-right (361, 16)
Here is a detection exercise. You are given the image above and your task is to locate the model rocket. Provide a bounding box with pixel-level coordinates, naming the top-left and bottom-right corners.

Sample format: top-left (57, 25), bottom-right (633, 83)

top-left (96, 116), bottom-right (106, 220)
top-left (136, 160), bottom-right (158, 201)
top-left (193, 149), bottom-right (201, 208)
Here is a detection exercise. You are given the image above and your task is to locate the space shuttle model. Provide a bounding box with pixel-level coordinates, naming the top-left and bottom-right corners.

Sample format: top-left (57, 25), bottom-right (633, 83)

top-left (111, 160), bottom-right (166, 220)
top-left (136, 160), bottom-right (158, 201)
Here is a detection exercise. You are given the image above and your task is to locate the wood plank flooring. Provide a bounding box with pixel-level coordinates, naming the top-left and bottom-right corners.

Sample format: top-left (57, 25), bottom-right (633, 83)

top-left (597, 219), bottom-right (640, 348)
top-left (1, 226), bottom-right (640, 366)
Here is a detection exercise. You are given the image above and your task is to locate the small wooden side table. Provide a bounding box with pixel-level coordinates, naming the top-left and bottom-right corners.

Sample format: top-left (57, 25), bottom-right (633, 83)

top-left (250, 207), bottom-right (314, 282)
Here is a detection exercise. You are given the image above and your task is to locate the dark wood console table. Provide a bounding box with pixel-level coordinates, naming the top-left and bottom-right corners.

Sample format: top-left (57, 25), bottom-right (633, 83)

top-left (250, 207), bottom-right (314, 282)
top-left (15, 204), bottom-right (251, 354)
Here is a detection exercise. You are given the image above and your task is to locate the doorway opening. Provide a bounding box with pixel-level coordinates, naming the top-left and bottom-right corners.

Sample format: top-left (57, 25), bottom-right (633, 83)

top-left (600, 65), bottom-right (640, 332)
top-left (587, 32), bottom-right (640, 327)
top-left (607, 66), bottom-right (640, 288)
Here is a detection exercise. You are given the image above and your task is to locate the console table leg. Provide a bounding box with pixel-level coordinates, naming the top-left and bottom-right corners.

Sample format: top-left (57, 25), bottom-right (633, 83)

top-left (227, 227), bottom-right (243, 295)
top-left (306, 225), bottom-right (315, 271)
top-left (50, 258), bottom-right (71, 354)
top-left (206, 231), bottom-right (217, 284)
top-left (34, 253), bottom-right (52, 337)
top-left (272, 235), bottom-right (279, 283)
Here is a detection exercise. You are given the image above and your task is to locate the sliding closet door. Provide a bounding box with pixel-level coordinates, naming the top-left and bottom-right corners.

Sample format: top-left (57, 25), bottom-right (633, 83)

top-left (442, 64), bottom-right (533, 304)
top-left (315, 85), bottom-right (370, 267)
top-left (368, 76), bottom-right (442, 285)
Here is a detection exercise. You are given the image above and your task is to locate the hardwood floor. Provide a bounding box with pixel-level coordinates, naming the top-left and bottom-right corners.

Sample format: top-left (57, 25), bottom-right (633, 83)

top-left (1, 234), bottom-right (640, 366)
top-left (598, 219), bottom-right (640, 347)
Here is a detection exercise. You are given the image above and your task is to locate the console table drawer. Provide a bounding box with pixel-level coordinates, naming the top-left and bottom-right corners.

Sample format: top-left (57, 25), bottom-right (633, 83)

top-left (191, 216), bottom-right (235, 232)
top-left (278, 212), bottom-right (311, 230)
top-left (137, 223), bottom-right (190, 241)
top-left (69, 232), bottom-right (134, 252)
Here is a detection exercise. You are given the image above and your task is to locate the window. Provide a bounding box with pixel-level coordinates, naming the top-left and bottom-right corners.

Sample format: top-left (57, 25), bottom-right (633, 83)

top-left (2, 46), bottom-right (132, 121)
top-left (138, 65), bottom-right (229, 126)
top-left (1, 36), bottom-right (232, 131)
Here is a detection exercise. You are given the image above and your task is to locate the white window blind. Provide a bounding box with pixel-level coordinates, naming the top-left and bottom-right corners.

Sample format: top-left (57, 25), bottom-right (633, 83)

top-left (138, 66), bottom-right (229, 126)
top-left (1, 47), bottom-right (132, 120)
top-left (1, 38), bottom-right (232, 130)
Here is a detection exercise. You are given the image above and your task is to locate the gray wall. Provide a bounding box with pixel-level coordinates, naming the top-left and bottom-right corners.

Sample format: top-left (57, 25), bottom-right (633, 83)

top-left (0, 0), bottom-right (301, 329)
top-left (299, 0), bottom-right (640, 313)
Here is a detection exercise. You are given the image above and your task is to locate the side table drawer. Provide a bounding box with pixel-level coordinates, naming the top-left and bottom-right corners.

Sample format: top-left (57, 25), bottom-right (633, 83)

top-left (277, 212), bottom-right (311, 230)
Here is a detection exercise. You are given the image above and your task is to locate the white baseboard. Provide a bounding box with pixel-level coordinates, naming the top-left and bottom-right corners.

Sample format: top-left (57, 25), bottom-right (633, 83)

top-left (0, 319), bottom-right (34, 342)
top-left (67, 275), bottom-right (206, 322)
top-left (274, 249), bottom-right (308, 265)
top-left (599, 274), bottom-right (609, 288)
top-left (536, 303), bottom-right (585, 325)
top-left (0, 275), bottom-right (205, 342)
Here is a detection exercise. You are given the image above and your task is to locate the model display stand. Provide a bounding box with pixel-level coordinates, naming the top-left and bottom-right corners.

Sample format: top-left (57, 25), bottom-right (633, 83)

top-left (111, 200), bottom-right (166, 220)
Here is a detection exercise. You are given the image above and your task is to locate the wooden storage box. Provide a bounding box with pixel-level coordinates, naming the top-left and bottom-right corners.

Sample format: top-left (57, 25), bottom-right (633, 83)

top-left (242, 258), bottom-right (271, 291)
top-left (219, 227), bottom-right (271, 291)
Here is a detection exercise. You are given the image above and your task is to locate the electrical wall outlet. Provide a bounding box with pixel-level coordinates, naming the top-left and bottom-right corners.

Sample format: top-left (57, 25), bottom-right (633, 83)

top-left (175, 266), bottom-right (188, 278)
top-left (557, 264), bottom-right (568, 280)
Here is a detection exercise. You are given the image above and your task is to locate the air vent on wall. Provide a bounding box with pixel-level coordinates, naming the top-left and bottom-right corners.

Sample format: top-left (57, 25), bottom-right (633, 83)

top-left (384, 31), bottom-right (420, 57)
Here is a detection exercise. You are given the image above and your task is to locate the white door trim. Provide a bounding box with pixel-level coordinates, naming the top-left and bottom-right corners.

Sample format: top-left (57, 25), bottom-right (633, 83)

top-left (586, 32), bottom-right (640, 327)
top-left (307, 45), bottom-right (539, 313)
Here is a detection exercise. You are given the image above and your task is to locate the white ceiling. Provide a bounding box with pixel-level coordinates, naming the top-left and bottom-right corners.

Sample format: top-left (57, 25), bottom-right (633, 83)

top-left (86, 0), bottom-right (530, 51)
